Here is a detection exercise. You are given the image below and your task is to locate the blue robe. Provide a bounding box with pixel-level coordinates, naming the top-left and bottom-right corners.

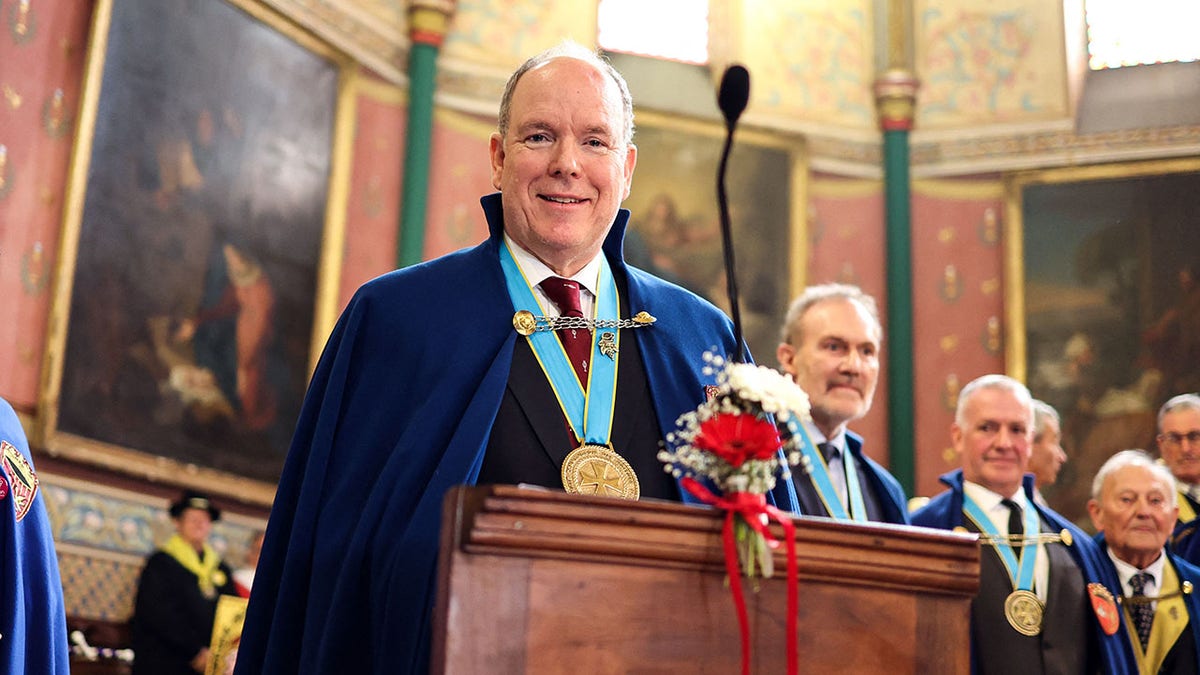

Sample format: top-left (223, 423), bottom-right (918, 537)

top-left (236, 194), bottom-right (780, 674)
top-left (912, 470), bottom-right (1136, 675)
top-left (0, 398), bottom-right (69, 675)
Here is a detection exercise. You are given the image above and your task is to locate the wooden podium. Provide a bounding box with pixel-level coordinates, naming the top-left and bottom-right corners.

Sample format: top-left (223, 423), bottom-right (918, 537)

top-left (432, 485), bottom-right (979, 674)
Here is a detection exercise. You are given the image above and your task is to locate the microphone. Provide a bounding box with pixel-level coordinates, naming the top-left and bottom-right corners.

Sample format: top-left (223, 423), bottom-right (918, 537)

top-left (717, 65), bottom-right (750, 129)
top-left (716, 65), bottom-right (750, 363)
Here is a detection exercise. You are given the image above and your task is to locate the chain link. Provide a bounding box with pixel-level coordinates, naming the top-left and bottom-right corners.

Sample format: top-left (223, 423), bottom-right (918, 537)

top-left (536, 315), bottom-right (651, 332)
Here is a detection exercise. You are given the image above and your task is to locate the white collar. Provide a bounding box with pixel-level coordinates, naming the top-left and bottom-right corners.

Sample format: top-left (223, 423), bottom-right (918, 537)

top-left (1106, 547), bottom-right (1167, 591)
top-left (802, 421), bottom-right (846, 453)
top-left (504, 233), bottom-right (601, 298)
top-left (963, 479), bottom-right (1028, 512)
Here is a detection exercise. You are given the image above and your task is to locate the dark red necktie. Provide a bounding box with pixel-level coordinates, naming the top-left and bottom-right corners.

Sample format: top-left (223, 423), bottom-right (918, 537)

top-left (539, 276), bottom-right (591, 385)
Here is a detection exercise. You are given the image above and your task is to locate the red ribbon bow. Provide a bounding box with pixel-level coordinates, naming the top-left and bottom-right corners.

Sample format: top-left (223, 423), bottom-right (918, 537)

top-left (682, 476), bottom-right (798, 675)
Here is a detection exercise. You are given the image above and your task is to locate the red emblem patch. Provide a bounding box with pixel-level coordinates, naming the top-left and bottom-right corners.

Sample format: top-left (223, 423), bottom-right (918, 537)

top-left (1088, 582), bottom-right (1120, 636)
top-left (2, 440), bottom-right (39, 522)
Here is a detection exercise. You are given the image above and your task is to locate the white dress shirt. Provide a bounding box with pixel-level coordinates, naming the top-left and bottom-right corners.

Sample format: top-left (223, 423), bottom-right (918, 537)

top-left (505, 233), bottom-right (601, 318)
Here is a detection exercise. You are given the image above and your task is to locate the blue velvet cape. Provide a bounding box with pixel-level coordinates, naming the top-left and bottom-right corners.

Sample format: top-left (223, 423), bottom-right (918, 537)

top-left (235, 194), bottom-right (778, 674)
top-left (0, 398), bottom-right (69, 675)
top-left (912, 470), bottom-right (1137, 675)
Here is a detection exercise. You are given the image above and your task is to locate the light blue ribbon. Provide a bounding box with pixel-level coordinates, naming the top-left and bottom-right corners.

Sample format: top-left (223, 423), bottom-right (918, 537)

top-left (787, 418), bottom-right (868, 522)
top-left (499, 243), bottom-right (617, 445)
top-left (963, 494), bottom-right (1039, 591)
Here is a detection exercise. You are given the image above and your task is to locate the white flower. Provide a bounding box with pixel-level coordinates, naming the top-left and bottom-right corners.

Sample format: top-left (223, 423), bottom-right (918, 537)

top-left (723, 362), bottom-right (811, 422)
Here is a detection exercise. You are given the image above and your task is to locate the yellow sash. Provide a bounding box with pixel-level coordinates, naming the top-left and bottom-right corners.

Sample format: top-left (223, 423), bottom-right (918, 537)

top-left (161, 533), bottom-right (227, 598)
top-left (1178, 490), bottom-right (1197, 525)
top-left (1125, 560), bottom-right (1189, 675)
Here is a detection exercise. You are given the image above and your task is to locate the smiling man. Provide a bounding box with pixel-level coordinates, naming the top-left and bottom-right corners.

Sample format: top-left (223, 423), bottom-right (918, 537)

top-left (913, 374), bottom-right (1136, 675)
top-left (1089, 450), bottom-right (1200, 674)
top-left (773, 284), bottom-right (908, 523)
top-left (236, 42), bottom-right (758, 675)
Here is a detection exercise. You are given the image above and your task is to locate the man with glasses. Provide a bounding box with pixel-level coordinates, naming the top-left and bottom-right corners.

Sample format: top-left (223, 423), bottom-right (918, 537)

top-left (1157, 393), bottom-right (1200, 565)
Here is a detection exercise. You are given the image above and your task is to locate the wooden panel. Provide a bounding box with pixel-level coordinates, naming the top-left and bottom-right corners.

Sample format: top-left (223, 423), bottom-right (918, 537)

top-left (433, 485), bottom-right (979, 674)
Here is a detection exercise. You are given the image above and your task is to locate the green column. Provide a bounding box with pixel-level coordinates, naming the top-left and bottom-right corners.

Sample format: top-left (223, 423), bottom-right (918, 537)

top-left (875, 69), bottom-right (919, 496)
top-left (883, 127), bottom-right (915, 495)
top-left (399, 1), bottom-right (457, 268)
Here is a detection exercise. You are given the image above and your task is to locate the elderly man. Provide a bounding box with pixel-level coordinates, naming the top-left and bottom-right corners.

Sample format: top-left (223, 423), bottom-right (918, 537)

top-left (1157, 394), bottom-right (1200, 565)
top-left (237, 42), bottom-right (758, 675)
top-left (1089, 450), bottom-right (1200, 674)
top-left (913, 374), bottom-right (1135, 674)
top-left (1030, 399), bottom-right (1068, 503)
top-left (772, 283), bottom-right (908, 523)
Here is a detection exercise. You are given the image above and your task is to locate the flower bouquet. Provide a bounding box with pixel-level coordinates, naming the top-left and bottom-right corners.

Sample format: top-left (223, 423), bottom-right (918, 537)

top-left (658, 351), bottom-right (808, 675)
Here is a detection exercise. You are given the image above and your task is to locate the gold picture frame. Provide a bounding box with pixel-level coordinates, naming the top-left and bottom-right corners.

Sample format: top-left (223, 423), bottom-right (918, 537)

top-left (36, 0), bottom-right (357, 507)
top-left (623, 110), bottom-right (808, 361)
top-left (1004, 156), bottom-right (1200, 524)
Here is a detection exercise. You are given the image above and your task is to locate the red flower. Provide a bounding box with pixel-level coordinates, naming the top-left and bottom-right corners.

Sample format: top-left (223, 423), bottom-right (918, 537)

top-left (693, 413), bottom-right (781, 467)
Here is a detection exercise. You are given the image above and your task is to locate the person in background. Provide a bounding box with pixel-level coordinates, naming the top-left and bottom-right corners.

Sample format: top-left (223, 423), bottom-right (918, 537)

top-left (131, 490), bottom-right (237, 674)
top-left (772, 283), bottom-right (908, 523)
top-left (1156, 393), bottom-right (1200, 565)
top-left (1029, 399), bottom-right (1068, 505)
top-left (1089, 449), bottom-right (1200, 674)
top-left (912, 374), bottom-right (1135, 674)
top-left (0, 396), bottom-right (69, 674)
top-left (236, 41), bottom-right (754, 675)
top-left (232, 529), bottom-right (264, 598)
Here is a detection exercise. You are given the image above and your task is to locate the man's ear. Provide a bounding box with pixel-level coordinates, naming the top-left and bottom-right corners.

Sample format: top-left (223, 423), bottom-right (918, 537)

top-left (776, 342), bottom-right (796, 377)
top-left (1086, 499), bottom-right (1105, 534)
top-left (489, 133), bottom-right (505, 190)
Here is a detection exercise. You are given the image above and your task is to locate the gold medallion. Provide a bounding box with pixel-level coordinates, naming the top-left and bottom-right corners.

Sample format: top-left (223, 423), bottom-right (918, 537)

top-left (561, 444), bottom-right (640, 500)
top-left (1004, 589), bottom-right (1044, 636)
top-left (513, 310), bottom-right (537, 336)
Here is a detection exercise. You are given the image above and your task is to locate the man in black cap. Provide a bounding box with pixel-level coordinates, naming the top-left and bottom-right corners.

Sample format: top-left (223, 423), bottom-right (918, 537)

top-left (131, 490), bottom-right (237, 674)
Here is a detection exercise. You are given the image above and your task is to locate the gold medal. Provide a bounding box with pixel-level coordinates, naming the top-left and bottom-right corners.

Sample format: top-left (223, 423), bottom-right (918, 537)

top-left (1004, 589), bottom-right (1044, 636)
top-left (513, 310), bottom-right (537, 336)
top-left (561, 444), bottom-right (640, 500)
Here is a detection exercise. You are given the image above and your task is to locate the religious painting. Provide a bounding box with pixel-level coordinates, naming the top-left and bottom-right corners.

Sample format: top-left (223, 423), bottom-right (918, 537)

top-left (40, 0), bottom-right (354, 505)
top-left (1005, 158), bottom-right (1200, 527)
top-left (623, 113), bottom-right (807, 362)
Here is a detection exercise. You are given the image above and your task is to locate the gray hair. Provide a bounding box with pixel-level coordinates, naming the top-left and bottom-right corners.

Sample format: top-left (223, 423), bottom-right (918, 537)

top-left (954, 374), bottom-right (1033, 428)
top-left (496, 40), bottom-right (635, 147)
top-left (1091, 449), bottom-right (1176, 500)
top-left (1158, 393), bottom-right (1200, 429)
top-left (779, 283), bottom-right (882, 344)
top-left (1032, 399), bottom-right (1060, 440)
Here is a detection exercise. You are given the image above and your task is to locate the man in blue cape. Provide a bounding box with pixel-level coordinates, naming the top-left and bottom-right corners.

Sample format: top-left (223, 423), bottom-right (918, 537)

top-left (912, 374), bottom-right (1135, 674)
top-left (0, 397), bottom-right (70, 674)
top-left (772, 284), bottom-right (909, 523)
top-left (236, 42), bottom-right (790, 674)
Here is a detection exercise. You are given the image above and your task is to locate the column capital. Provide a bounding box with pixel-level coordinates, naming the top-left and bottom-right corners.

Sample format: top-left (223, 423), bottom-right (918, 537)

top-left (409, 0), bottom-right (457, 47)
top-left (873, 69), bottom-right (919, 132)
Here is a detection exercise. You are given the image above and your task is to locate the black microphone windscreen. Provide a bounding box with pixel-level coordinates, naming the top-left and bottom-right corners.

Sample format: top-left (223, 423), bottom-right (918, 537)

top-left (717, 65), bottom-right (750, 126)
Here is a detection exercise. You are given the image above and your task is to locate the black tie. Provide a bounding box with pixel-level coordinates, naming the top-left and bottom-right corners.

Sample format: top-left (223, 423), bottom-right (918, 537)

top-left (1128, 571), bottom-right (1154, 650)
top-left (1001, 498), bottom-right (1023, 559)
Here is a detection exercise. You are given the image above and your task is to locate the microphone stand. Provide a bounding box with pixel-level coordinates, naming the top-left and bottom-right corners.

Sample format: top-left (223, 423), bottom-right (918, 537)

top-left (716, 65), bottom-right (750, 363)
